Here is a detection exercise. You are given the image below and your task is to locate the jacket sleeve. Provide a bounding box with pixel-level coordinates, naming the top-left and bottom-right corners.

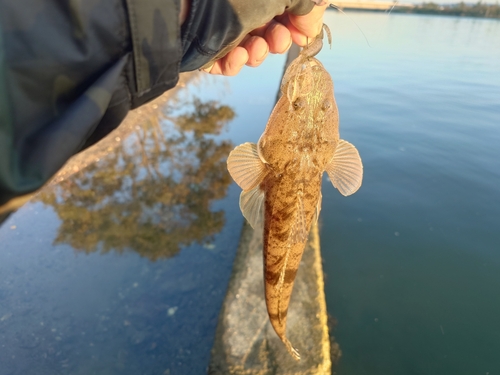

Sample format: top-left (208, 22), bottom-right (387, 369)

top-left (0, 0), bottom-right (183, 209)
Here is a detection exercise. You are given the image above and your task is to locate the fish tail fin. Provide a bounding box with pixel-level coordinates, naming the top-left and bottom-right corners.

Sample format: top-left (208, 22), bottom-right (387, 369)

top-left (281, 335), bottom-right (301, 361)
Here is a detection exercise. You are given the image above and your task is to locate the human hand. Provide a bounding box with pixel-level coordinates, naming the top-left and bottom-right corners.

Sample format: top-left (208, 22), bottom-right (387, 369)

top-left (202, 4), bottom-right (328, 76)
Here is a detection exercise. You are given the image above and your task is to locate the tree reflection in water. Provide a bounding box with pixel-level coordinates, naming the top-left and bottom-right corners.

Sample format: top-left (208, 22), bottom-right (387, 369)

top-left (37, 96), bottom-right (235, 260)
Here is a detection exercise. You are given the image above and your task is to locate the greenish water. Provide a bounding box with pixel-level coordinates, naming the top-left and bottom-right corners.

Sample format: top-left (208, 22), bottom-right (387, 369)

top-left (317, 12), bottom-right (500, 375)
top-left (1, 11), bottom-right (499, 375)
top-left (217, 10), bottom-right (500, 374)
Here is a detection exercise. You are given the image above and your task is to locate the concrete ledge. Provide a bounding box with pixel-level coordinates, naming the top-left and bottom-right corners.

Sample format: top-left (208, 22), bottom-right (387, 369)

top-left (209, 221), bottom-right (331, 374)
top-left (209, 44), bottom-right (332, 374)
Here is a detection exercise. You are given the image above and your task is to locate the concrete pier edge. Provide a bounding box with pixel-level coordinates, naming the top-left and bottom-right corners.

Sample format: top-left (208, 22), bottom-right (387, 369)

top-left (309, 223), bottom-right (332, 374)
top-left (209, 44), bottom-right (332, 374)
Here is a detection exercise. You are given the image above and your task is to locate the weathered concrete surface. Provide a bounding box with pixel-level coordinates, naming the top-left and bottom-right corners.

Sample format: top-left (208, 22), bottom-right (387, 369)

top-left (209, 43), bottom-right (333, 374)
top-left (209, 221), bottom-right (331, 374)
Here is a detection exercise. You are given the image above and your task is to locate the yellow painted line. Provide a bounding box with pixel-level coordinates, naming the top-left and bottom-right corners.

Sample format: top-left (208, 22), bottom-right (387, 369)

top-left (310, 222), bottom-right (332, 374)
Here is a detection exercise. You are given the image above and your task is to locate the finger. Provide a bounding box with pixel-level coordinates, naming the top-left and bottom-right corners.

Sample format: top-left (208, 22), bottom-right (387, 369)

top-left (263, 20), bottom-right (292, 54)
top-left (216, 46), bottom-right (249, 76)
top-left (289, 4), bottom-right (327, 38)
top-left (203, 60), bottom-right (221, 75)
top-left (249, 22), bottom-right (270, 39)
top-left (242, 36), bottom-right (269, 67)
top-left (276, 5), bottom-right (327, 47)
top-left (203, 46), bottom-right (248, 76)
top-left (276, 16), bottom-right (308, 47)
top-left (201, 62), bottom-right (215, 73)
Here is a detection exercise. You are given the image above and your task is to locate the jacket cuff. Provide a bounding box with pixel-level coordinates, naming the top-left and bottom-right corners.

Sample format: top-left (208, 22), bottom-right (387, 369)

top-left (125, 0), bottom-right (183, 107)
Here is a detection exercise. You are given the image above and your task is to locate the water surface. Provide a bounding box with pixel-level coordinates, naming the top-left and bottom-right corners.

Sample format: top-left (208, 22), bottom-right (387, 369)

top-left (317, 11), bottom-right (500, 375)
top-left (1, 10), bottom-right (499, 375)
top-left (0, 82), bottom-right (252, 375)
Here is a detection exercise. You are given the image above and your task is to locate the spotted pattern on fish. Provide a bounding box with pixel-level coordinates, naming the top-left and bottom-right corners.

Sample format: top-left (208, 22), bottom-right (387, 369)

top-left (226, 24), bottom-right (363, 361)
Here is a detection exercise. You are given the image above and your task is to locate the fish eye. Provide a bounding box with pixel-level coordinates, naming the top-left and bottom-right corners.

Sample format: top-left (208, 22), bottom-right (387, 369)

top-left (292, 97), bottom-right (306, 110)
top-left (322, 99), bottom-right (332, 111)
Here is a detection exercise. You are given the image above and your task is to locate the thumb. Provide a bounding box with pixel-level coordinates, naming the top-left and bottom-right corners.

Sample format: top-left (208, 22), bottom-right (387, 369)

top-left (288, 4), bottom-right (328, 39)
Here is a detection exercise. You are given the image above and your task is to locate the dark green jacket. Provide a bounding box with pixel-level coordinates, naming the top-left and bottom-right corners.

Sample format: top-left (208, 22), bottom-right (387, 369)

top-left (0, 0), bottom-right (313, 215)
top-left (0, 0), bottom-right (186, 209)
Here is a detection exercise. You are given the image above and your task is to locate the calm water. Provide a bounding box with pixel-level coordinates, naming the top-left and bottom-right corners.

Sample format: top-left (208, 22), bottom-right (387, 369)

top-left (224, 10), bottom-right (500, 374)
top-left (1, 11), bottom-right (499, 375)
top-left (317, 11), bottom-right (500, 375)
top-left (0, 84), bottom-right (247, 374)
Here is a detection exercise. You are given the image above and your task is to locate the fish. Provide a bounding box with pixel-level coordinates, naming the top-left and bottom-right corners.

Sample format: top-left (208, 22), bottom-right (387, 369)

top-left (226, 25), bottom-right (363, 360)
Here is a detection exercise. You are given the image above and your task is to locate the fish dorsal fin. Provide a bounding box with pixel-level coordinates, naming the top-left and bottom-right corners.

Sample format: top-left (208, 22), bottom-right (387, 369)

top-left (240, 186), bottom-right (265, 230)
top-left (227, 142), bottom-right (268, 191)
top-left (313, 191), bottom-right (322, 224)
top-left (325, 139), bottom-right (363, 196)
top-left (290, 194), bottom-right (308, 244)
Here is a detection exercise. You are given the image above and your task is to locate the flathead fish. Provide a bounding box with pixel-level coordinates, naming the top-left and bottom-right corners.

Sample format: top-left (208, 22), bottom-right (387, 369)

top-left (227, 25), bottom-right (363, 360)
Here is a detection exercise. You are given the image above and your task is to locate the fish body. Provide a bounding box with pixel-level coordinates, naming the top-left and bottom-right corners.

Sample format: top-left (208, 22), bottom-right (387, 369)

top-left (227, 26), bottom-right (363, 360)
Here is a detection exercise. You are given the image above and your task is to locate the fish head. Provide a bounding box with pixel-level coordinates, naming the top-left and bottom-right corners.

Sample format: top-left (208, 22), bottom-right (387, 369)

top-left (258, 58), bottom-right (339, 169)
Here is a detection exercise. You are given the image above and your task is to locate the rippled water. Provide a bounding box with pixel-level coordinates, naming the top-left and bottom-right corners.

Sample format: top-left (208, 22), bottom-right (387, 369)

top-left (1, 11), bottom-right (499, 375)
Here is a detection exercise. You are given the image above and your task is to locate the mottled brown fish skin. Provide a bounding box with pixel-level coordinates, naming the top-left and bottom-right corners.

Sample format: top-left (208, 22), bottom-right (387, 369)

top-left (258, 58), bottom-right (339, 359)
top-left (260, 167), bottom-right (322, 353)
top-left (226, 26), bottom-right (363, 359)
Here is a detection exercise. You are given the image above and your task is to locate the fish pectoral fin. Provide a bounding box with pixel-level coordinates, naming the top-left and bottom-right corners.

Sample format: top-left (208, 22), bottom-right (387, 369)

top-left (227, 142), bottom-right (268, 191)
top-left (325, 139), bottom-right (363, 196)
top-left (290, 194), bottom-right (308, 244)
top-left (313, 191), bottom-right (322, 224)
top-left (240, 186), bottom-right (265, 230)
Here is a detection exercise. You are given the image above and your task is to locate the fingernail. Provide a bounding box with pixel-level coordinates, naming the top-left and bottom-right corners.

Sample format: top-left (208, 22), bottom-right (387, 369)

top-left (279, 38), bottom-right (293, 54)
top-left (201, 62), bottom-right (214, 73)
top-left (256, 45), bottom-right (269, 63)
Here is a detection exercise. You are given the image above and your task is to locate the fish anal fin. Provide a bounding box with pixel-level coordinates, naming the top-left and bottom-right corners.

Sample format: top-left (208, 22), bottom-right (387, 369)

top-left (227, 142), bottom-right (268, 191)
top-left (239, 186), bottom-right (265, 230)
top-left (325, 139), bottom-right (363, 196)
